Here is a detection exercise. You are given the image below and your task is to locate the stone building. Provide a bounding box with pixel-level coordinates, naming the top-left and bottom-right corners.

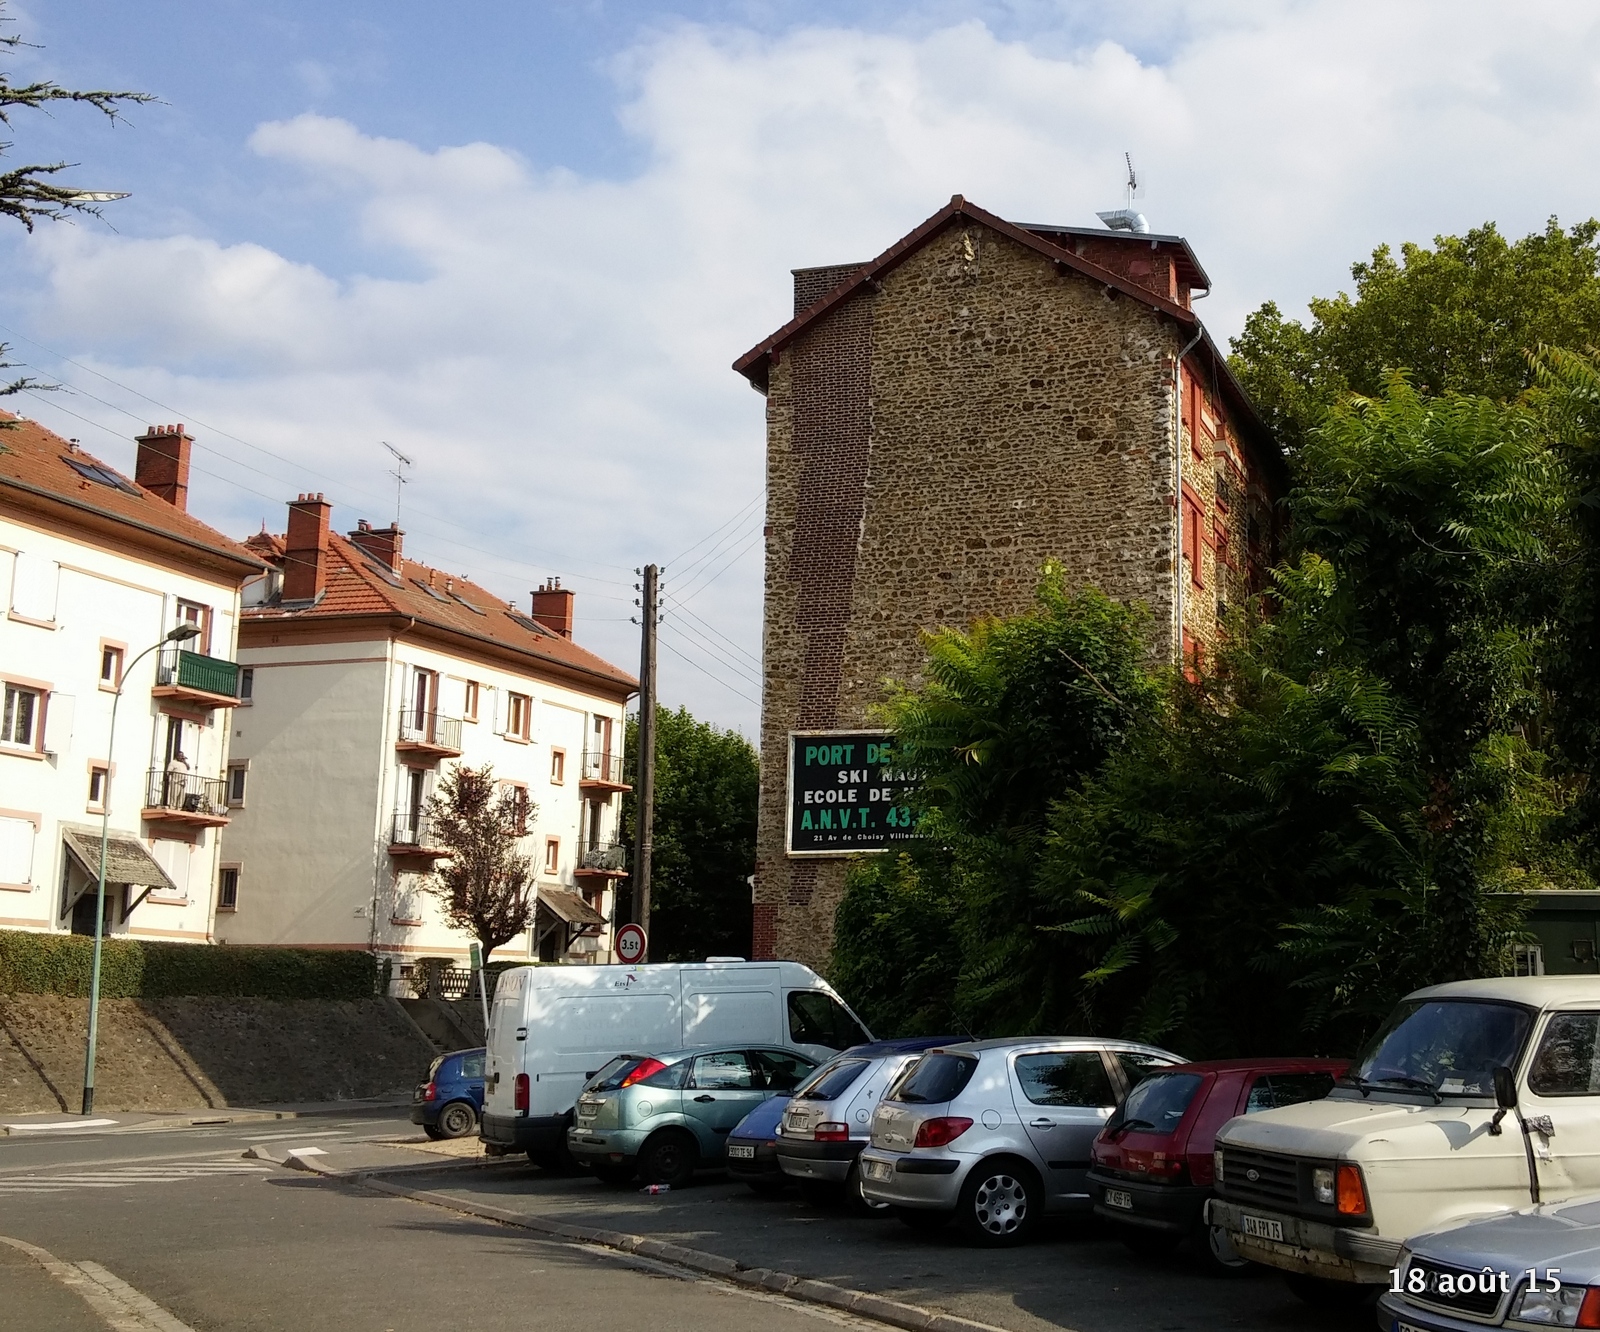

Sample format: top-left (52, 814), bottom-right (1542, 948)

top-left (733, 195), bottom-right (1286, 969)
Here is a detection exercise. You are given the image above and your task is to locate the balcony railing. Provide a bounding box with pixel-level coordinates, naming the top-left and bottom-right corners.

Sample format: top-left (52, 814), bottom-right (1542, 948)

top-left (142, 768), bottom-right (229, 824)
top-left (576, 840), bottom-right (629, 874)
top-left (579, 750), bottom-right (630, 790)
top-left (396, 709), bottom-right (463, 755)
top-left (155, 645), bottom-right (241, 702)
top-left (390, 810), bottom-right (446, 854)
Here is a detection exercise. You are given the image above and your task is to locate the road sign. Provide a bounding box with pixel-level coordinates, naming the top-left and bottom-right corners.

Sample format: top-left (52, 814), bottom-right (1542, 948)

top-left (468, 942), bottom-right (482, 972)
top-left (614, 923), bottom-right (647, 964)
top-left (786, 731), bottom-right (918, 856)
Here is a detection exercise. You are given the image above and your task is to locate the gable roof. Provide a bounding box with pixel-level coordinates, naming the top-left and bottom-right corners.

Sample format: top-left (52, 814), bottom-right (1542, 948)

top-left (732, 196), bottom-right (1284, 478)
top-left (243, 530), bottom-right (638, 697)
top-left (0, 413), bottom-right (266, 578)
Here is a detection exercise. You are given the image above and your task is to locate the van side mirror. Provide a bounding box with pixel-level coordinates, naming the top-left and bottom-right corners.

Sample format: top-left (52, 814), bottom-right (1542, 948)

top-left (1493, 1065), bottom-right (1518, 1109)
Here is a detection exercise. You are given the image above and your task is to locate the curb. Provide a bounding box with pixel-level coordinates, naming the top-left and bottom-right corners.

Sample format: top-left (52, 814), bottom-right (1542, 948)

top-left (326, 1166), bottom-right (1006, 1332)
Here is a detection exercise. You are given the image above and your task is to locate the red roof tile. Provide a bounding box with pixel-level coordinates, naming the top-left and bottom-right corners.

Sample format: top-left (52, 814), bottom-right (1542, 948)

top-left (0, 413), bottom-right (266, 575)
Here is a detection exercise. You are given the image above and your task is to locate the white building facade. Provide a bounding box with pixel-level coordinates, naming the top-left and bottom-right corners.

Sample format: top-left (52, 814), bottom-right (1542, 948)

top-left (0, 418), bottom-right (262, 941)
top-left (216, 496), bottom-right (637, 976)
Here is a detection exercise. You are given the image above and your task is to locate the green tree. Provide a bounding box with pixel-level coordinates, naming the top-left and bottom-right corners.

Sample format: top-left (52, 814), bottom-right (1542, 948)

top-left (1232, 220), bottom-right (1600, 450)
top-left (425, 763), bottom-right (536, 961)
top-left (621, 706), bottom-right (758, 962)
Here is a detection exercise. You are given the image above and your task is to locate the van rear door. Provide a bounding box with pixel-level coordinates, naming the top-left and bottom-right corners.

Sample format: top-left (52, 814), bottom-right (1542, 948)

top-left (484, 971), bottom-right (526, 1117)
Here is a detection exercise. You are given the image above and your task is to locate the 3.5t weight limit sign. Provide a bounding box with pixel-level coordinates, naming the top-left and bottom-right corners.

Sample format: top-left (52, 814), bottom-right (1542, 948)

top-left (786, 731), bottom-right (917, 856)
top-left (614, 923), bottom-right (647, 964)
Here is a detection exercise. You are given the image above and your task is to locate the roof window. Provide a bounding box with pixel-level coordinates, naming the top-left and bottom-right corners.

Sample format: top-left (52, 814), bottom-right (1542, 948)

top-left (63, 456), bottom-right (141, 496)
top-left (411, 578), bottom-right (450, 603)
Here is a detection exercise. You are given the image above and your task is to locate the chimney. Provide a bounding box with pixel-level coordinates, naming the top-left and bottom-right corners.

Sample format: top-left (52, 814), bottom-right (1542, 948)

top-left (134, 424), bottom-right (193, 511)
top-left (531, 578), bottom-right (575, 639)
top-left (283, 493), bottom-right (331, 601)
top-left (347, 518), bottom-right (404, 574)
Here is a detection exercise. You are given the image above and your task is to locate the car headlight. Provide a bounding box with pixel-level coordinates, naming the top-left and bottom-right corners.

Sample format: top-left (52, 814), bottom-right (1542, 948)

top-left (1213, 1149), bottom-right (1224, 1183)
top-left (1512, 1282), bottom-right (1594, 1326)
top-left (1312, 1167), bottom-right (1335, 1206)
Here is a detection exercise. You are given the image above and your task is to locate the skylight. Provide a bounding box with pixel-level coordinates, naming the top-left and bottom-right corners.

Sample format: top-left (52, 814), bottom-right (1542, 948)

top-left (63, 456), bottom-right (141, 496)
top-left (507, 612), bottom-right (553, 637)
top-left (449, 591), bottom-right (486, 615)
top-left (411, 578), bottom-right (450, 603)
top-left (356, 550), bottom-right (402, 587)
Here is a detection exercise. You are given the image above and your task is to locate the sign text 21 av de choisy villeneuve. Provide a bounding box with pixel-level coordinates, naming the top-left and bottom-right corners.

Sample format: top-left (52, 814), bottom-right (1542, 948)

top-left (786, 731), bottom-right (917, 856)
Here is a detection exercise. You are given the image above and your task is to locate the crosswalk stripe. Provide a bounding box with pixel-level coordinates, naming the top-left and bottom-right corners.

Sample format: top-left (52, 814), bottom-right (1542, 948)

top-left (0, 1164), bottom-right (272, 1193)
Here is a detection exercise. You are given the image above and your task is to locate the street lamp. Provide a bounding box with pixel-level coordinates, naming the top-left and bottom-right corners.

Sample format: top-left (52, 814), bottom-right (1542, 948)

top-left (80, 622), bottom-right (201, 1115)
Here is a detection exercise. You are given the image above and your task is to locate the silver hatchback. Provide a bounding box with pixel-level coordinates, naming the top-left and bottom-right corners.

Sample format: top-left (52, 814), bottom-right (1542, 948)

top-left (858, 1037), bottom-right (1185, 1245)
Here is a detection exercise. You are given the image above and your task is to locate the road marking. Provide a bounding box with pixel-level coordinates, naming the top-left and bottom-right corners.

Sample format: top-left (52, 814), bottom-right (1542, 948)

top-left (0, 1161), bottom-right (272, 1194)
top-left (0, 1234), bottom-right (198, 1331)
top-left (2, 1118), bottom-right (120, 1134)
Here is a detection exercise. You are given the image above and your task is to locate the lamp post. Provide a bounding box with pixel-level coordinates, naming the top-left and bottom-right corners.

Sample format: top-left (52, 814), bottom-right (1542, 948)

top-left (80, 622), bottom-right (200, 1115)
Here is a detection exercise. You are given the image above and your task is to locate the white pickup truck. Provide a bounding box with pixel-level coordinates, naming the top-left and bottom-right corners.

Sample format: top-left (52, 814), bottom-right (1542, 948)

top-left (1208, 976), bottom-right (1600, 1302)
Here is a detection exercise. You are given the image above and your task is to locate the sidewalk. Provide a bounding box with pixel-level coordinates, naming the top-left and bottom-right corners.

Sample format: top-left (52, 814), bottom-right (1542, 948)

top-left (1, 1095), bottom-right (411, 1136)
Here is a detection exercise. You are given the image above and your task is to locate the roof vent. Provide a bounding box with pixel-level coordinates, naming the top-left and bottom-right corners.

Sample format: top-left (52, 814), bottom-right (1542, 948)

top-left (1097, 152), bottom-right (1150, 234)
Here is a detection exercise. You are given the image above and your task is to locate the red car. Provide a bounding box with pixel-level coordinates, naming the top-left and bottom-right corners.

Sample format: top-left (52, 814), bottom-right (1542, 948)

top-left (1087, 1057), bottom-right (1348, 1273)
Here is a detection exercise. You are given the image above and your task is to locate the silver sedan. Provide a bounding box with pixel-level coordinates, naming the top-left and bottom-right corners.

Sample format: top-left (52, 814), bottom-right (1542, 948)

top-left (858, 1037), bottom-right (1185, 1246)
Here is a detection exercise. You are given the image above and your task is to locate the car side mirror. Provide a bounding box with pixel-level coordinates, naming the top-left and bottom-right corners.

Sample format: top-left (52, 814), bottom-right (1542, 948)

top-left (1493, 1065), bottom-right (1518, 1109)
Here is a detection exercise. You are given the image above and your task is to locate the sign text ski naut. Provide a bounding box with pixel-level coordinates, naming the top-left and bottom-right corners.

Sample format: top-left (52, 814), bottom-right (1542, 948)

top-left (786, 731), bottom-right (917, 855)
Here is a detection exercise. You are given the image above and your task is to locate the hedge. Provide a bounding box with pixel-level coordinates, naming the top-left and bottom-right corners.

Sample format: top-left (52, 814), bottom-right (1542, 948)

top-left (0, 931), bottom-right (378, 1000)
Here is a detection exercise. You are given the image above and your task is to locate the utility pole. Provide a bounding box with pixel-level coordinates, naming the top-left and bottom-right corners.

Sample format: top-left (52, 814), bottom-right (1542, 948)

top-left (633, 564), bottom-right (658, 955)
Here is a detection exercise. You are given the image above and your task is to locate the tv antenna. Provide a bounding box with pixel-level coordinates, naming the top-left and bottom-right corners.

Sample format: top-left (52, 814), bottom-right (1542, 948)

top-left (381, 441), bottom-right (413, 526)
top-left (1096, 150), bottom-right (1150, 234)
top-left (1124, 152), bottom-right (1138, 209)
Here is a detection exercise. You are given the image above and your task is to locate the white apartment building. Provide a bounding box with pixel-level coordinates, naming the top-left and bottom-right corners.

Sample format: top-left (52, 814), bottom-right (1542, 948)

top-left (0, 416), bottom-right (263, 941)
top-left (217, 494), bottom-right (637, 974)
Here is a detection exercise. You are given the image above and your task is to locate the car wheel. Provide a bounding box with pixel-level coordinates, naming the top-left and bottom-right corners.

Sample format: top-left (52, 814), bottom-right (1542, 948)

top-left (592, 1162), bottom-right (637, 1187)
top-left (639, 1131), bottom-right (697, 1188)
top-left (846, 1159), bottom-right (892, 1214)
top-left (1196, 1222), bottom-right (1254, 1276)
top-left (1283, 1274), bottom-right (1378, 1308)
top-left (956, 1160), bottom-right (1040, 1247)
top-left (436, 1101), bottom-right (478, 1139)
top-left (422, 1124), bottom-right (445, 1141)
top-left (894, 1206), bottom-right (951, 1233)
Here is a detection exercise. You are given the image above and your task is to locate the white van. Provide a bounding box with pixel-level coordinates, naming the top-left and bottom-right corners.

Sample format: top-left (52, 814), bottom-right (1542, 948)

top-left (480, 960), bottom-right (872, 1164)
top-left (1209, 976), bottom-right (1600, 1299)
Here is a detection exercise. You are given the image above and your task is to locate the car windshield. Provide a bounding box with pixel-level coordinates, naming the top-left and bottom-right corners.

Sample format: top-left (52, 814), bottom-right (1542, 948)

top-left (793, 1058), bottom-right (869, 1102)
top-left (888, 1053), bottom-right (978, 1104)
top-left (1119, 1073), bottom-right (1203, 1133)
top-left (1351, 1000), bottom-right (1534, 1097)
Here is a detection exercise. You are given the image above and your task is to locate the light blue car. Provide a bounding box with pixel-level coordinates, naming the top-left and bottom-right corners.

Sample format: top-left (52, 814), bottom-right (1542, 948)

top-left (567, 1045), bottom-right (817, 1187)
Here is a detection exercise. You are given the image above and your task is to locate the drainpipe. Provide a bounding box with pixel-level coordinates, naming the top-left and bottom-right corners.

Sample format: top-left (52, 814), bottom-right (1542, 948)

top-left (1171, 292), bottom-right (1209, 665)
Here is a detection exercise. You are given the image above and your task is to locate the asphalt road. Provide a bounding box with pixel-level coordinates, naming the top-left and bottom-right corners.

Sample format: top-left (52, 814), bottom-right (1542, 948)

top-left (0, 1111), bottom-right (1375, 1332)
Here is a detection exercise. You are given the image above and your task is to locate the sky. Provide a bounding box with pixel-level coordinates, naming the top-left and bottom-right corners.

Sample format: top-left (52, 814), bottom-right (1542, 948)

top-left (4, 1), bottom-right (1600, 734)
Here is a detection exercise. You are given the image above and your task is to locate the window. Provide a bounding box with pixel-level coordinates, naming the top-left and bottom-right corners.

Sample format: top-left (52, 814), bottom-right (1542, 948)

top-left (1245, 1072), bottom-right (1336, 1114)
top-left (1182, 497), bottom-right (1204, 589)
top-left (458, 1052), bottom-right (485, 1079)
top-left (689, 1050), bottom-right (757, 1090)
top-left (550, 748), bottom-right (565, 784)
top-left (753, 1049), bottom-right (816, 1092)
top-left (239, 669), bottom-right (254, 702)
top-left (87, 764), bottom-right (109, 811)
top-left (99, 644), bottom-right (124, 689)
top-left (1115, 1050), bottom-right (1178, 1087)
top-left (506, 692), bottom-right (530, 740)
top-left (502, 782), bottom-right (530, 835)
top-left (217, 866), bottom-right (239, 912)
top-left (1013, 1051), bottom-right (1116, 1108)
top-left (793, 1058), bottom-right (870, 1102)
top-left (1529, 1013), bottom-right (1600, 1096)
top-left (177, 600), bottom-right (211, 654)
top-left (786, 990), bottom-right (869, 1050)
top-left (227, 765), bottom-right (248, 807)
top-left (463, 680), bottom-right (479, 722)
top-left (543, 837), bottom-right (560, 875)
top-left (63, 455), bottom-right (140, 495)
top-left (1, 684), bottom-right (39, 748)
top-left (0, 815), bottom-right (34, 885)
top-left (1118, 1072), bottom-right (1202, 1132)
top-left (887, 1053), bottom-right (978, 1104)
top-left (1514, 944), bottom-right (1545, 976)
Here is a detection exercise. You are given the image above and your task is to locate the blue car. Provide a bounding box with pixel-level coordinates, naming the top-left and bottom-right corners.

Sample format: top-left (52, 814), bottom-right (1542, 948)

top-left (412, 1047), bottom-right (485, 1140)
top-left (726, 1094), bottom-right (792, 1193)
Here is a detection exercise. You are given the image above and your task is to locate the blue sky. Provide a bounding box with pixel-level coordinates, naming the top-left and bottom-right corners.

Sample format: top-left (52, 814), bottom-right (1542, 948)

top-left (5, 1), bottom-right (1600, 730)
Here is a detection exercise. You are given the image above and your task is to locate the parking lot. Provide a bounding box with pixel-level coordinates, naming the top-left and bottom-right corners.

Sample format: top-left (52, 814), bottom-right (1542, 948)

top-left (395, 1161), bottom-right (1376, 1332)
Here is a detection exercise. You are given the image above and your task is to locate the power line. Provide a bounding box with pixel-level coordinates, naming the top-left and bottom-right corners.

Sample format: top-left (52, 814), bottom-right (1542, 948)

top-left (660, 596), bottom-right (761, 672)
top-left (667, 504), bottom-right (763, 588)
top-left (670, 524), bottom-right (763, 608)
top-left (658, 635), bottom-right (761, 708)
top-left (664, 489), bottom-right (763, 571)
top-left (659, 618), bottom-right (761, 687)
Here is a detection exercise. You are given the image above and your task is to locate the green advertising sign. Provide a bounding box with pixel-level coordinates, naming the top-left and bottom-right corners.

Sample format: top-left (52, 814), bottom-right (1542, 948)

top-left (786, 731), bottom-right (918, 856)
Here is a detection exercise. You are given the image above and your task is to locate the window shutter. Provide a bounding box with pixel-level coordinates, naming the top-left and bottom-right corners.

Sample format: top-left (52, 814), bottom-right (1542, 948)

top-left (0, 816), bottom-right (35, 885)
top-left (490, 686), bottom-right (504, 735)
top-left (43, 693), bottom-right (74, 756)
top-left (9, 551), bottom-right (59, 622)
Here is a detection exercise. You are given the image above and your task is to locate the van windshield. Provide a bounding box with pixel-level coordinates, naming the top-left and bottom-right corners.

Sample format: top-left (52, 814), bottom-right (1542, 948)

top-left (1349, 1000), bottom-right (1534, 1098)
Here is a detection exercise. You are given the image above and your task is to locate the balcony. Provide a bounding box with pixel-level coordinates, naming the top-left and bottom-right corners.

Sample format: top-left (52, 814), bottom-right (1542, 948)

top-left (152, 646), bottom-right (241, 708)
top-left (395, 708), bottom-right (463, 758)
top-left (579, 750), bottom-right (631, 794)
top-left (389, 810), bottom-right (448, 859)
top-left (575, 840), bottom-right (629, 879)
top-left (142, 769), bottom-right (230, 827)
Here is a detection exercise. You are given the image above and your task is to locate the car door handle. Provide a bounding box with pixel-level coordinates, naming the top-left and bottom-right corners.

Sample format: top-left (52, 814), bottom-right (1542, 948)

top-left (694, 1095), bottom-right (716, 1103)
top-left (1030, 1118), bottom-right (1055, 1128)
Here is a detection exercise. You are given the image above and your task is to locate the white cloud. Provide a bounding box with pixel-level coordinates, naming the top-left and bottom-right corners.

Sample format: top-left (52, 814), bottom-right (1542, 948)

top-left (11, 5), bottom-right (1600, 729)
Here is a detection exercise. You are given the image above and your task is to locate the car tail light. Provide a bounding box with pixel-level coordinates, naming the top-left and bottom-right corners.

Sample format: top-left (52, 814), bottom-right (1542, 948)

top-left (1577, 1287), bottom-right (1600, 1329)
top-left (513, 1073), bottom-right (529, 1112)
top-left (1335, 1163), bottom-right (1366, 1216)
top-left (620, 1058), bottom-right (668, 1088)
top-left (1147, 1152), bottom-right (1187, 1181)
top-left (423, 1081), bottom-right (437, 1103)
top-left (913, 1117), bottom-right (973, 1149)
top-left (814, 1122), bottom-right (850, 1142)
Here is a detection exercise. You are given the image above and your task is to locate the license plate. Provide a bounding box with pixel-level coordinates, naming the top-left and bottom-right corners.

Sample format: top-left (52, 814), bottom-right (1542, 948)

top-left (864, 1159), bottom-right (893, 1182)
top-left (1395, 1322), bottom-right (1428, 1332)
top-left (1241, 1214), bottom-right (1284, 1242)
top-left (727, 1144), bottom-right (755, 1159)
top-left (1104, 1188), bottom-right (1133, 1210)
